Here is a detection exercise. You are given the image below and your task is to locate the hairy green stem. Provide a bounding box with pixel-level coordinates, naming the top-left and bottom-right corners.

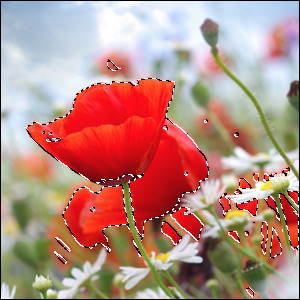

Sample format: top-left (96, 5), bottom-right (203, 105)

top-left (194, 210), bottom-right (213, 226)
top-left (207, 110), bottom-right (235, 151)
top-left (163, 270), bottom-right (189, 299)
top-left (233, 269), bottom-right (247, 299)
top-left (283, 191), bottom-right (299, 213)
top-left (88, 282), bottom-right (109, 299)
top-left (123, 182), bottom-right (174, 299)
top-left (211, 47), bottom-right (299, 180)
top-left (273, 193), bottom-right (294, 262)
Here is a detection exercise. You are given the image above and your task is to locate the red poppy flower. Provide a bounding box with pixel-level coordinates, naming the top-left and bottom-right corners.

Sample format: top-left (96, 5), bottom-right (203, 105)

top-left (26, 79), bottom-right (175, 185)
top-left (63, 119), bottom-right (208, 249)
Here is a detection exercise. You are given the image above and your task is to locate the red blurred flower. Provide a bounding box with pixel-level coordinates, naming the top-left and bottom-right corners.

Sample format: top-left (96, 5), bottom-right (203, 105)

top-left (26, 79), bottom-right (175, 185)
top-left (196, 99), bottom-right (256, 153)
top-left (13, 152), bottom-right (52, 180)
top-left (63, 119), bottom-right (208, 249)
top-left (95, 51), bottom-right (133, 77)
top-left (267, 18), bottom-right (299, 59)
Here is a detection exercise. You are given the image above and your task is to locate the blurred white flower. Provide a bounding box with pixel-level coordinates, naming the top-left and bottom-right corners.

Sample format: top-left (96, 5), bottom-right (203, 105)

top-left (203, 210), bottom-right (263, 238)
top-left (222, 147), bottom-right (299, 174)
top-left (221, 173), bottom-right (238, 192)
top-left (120, 235), bottom-right (202, 290)
top-left (1, 283), bottom-right (16, 299)
top-left (135, 287), bottom-right (183, 299)
top-left (182, 179), bottom-right (226, 212)
top-left (58, 249), bottom-right (107, 299)
top-left (228, 160), bottom-right (299, 204)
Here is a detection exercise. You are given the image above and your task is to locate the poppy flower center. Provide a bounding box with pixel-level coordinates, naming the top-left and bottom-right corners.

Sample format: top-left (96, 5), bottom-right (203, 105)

top-left (155, 252), bottom-right (170, 264)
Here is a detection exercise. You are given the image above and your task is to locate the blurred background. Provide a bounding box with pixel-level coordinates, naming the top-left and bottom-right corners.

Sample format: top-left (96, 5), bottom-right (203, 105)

top-left (1, 1), bottom-right (299, 298)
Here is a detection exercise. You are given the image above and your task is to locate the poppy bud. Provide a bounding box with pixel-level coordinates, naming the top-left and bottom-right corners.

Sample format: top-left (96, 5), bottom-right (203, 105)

top-left (207, 240), bottom-right (239, 274)
top-left (191, 80), bottom-right (211, 108)
top-left (287, 80), bottom-right (299, 112)
top-left (13, 239), bottom-right (36, 266)
top-left (12, 199), bottom-right (31, 230)
top-left (34, 238), bottom-right (50, 262)
top-left (200, 19), bottom-right (219, 48)
top-left (242, 260), bottom-right (266, 295)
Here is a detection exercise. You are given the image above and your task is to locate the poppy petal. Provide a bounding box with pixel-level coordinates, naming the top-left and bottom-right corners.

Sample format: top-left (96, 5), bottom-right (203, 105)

top-left (64, 119), bottom-right (208, 247)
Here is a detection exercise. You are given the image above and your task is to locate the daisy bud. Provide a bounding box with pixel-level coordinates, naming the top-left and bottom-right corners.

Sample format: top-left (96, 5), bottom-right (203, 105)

top-left (32, 275), bottom-right (52, 294)
top-left (287, 80), bottom-right (299, 112)
top-left (200, 19), bottom-right (219, 48)
top-left (191, 80), bottom-right (211, 108)
top-left (46, 289), bottom-right (58, 299)
top-left (113, 273), bottom-right (125, 287)
top-left (242, 260), bottom-right (266, 295)
top-left (262, 209), bottom-right (275, 222)
top-left (207, 240), bottom-right (239, 274)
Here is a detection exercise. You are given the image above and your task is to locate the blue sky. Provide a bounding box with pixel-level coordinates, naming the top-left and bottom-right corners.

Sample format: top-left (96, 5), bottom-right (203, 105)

top-left (1, 1), bottom-right (299, 152)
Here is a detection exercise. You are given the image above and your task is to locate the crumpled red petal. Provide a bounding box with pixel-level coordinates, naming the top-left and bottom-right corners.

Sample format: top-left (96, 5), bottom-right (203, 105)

top-left (63, 119), bottom-right (208, 248)
top-left (26, 79), bottom-right (175, 185)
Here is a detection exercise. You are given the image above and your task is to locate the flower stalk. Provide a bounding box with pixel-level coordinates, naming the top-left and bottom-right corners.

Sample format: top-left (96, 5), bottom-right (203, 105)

top-left (122, 182), bottom-right (174, 299)
top-left (163, 270), bottom-right (189, 299)
top-left (210, 46), bottom-right (299, 180)
top-left (273, 193), bottom-right (294, 262)
top-left (208, 208), bottom-right (288, 282)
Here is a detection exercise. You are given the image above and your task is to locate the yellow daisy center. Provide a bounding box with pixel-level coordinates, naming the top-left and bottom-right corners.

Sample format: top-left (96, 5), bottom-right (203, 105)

top-left (260, 181), bottom-right (274, 191)
top-left (225, 210), bottom-right (247, 220)
top-left (155, 252), bottom-right (170, 264)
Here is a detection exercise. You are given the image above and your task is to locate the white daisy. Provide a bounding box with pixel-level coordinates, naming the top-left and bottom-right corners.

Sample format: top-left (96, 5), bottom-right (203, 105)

top-left (1, 283), bottom-right (16, 299)
top-left (120, 235), bottom-right (203, 290)
top-left (228, 160), bottom-right (299, 204)
top-left (202, 210), bottom-right (263, 239)
top-left (182, 179), bottom-right (226, 212)
top-left (57, 249), bottom-right (107, 299)
top-left (222, 147), bottom-right (299, 174)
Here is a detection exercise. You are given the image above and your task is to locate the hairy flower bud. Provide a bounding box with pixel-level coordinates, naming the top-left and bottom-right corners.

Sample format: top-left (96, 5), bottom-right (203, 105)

top-left (200, 19), bottom-right (219, 47)
top-left (242, 260), bottom-right (266, 294)
top-left (207, 240), bottom-right (239, 273)
top-left (191, 80), bottom-right (211, 108)
top-left (287, 80), bottom-right (299, 112)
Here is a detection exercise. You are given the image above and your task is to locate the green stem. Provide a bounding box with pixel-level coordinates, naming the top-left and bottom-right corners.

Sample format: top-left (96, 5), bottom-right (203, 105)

top-left (211, 47), bottom-right (299, 180)
top-left (283, 191), bottom-right (299, 213)
top-left (209, 208), bottom-right (287, 282)
top-left (273, 193), bottom-right (294, 262)
top-left (238, 229), bottom-right (247, 248)
top-left (194, 210), bottom-right (213, 226)
top-left (207, 110), bottom-right (235, 152)
top-left (233, 269), bottom-right (247, 299)
top-left (122, 182), bottom-right (174, 299)
top-left (88, 282), bottom-right (110, 299)
top-left (163, 270), bottom-right (189, 299)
